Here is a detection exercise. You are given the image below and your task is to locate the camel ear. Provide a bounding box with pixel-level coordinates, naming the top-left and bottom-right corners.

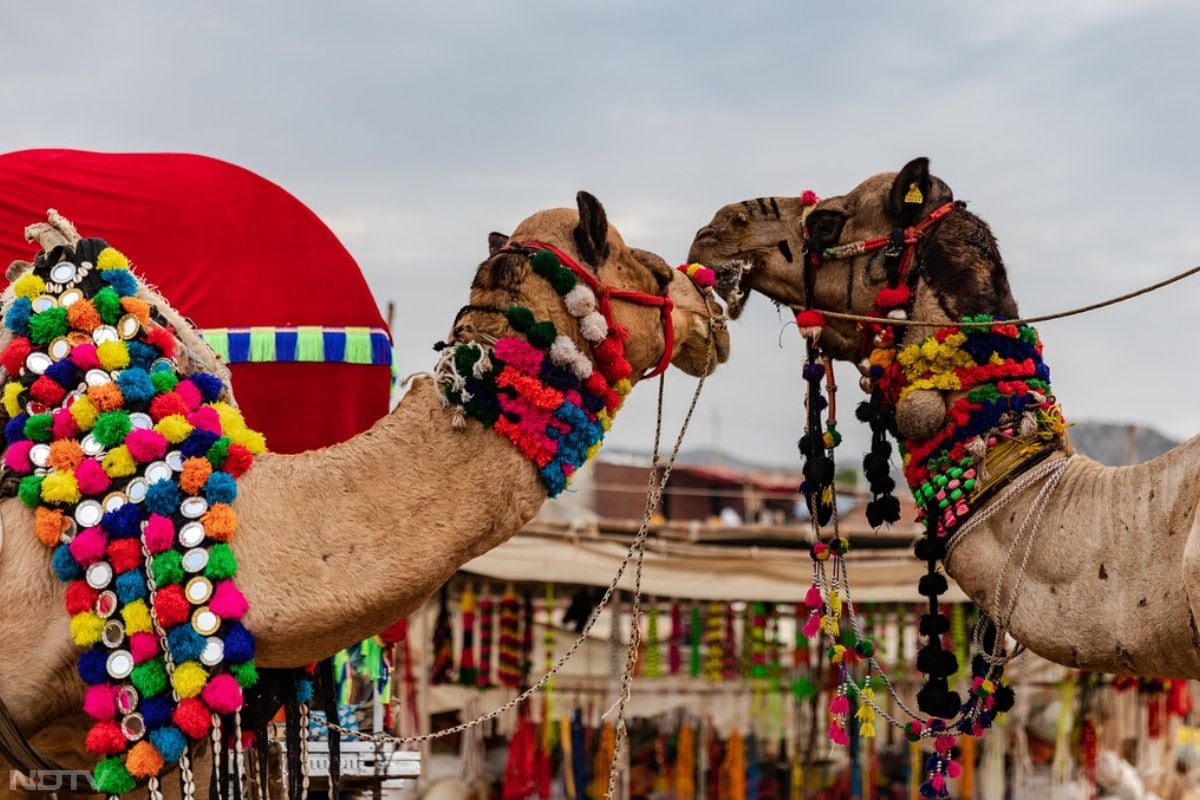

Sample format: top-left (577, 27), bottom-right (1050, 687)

top-left (886, 157), bottom-right (933, 227)
top-left (6, 260), bottom-right (32, 282)
top-left (630, 248), bottom-right (673, 290)
top-left (487, 232), bottom-right (509, 256)
top-left (573, 191), bottom-right (610, 269)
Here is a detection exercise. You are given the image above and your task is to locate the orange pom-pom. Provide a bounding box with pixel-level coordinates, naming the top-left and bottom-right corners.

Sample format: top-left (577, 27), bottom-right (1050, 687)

top-left (49, 439), bottom-right (85, 472)
top-left (88, 383), bottom-right (125, 412)
top-left (67, 299), bottom-right (103, 333)
top-left (119, 297), bottom-right (152, 327)
top-left (125, 740), bottom-right (164, 778)
top-left (34, 507), bottom-right (68, 547)
top-left (179, 457), bottom-right (213, 496)
top-left (202, 503), bottom-right (238, 542)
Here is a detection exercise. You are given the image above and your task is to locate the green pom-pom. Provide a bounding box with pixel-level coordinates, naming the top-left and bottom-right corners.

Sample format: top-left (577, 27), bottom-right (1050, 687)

top-left (24, 413), bottom-right (54, 443)
top-left (93, 411), bottom-right (132, 448)
top-left (93, 757), bottom-right (136, 795)
top-left (152, 550), bottom-right (184, 586)
top-left (505, 306), bottom-right (535, 332)
top-left (206, 436), bottom-right (231, 469)
top-left (229, 661), bottom-right (259, 689)
top-left (464, 398), bottom-right (500, 426)
top-left (527, 321), bottom-right (557, 349)
top-left (150, 370), bottom-right (179, 393)
top-left (29, 307), bottom-right (69, 345)
top-left (205, 543), bottom-right (238, 580)
top-left (530, 250), bottom-right (560, 277)
top-left (791, 676), bottom-right (815, 701)
top-left (18, 475), bottom-right (44, 508)
top-left (130, 656), bottom-right (169, 697)
top-left (549, 268), bottom-right (577, 295)
top-left (93, 288), bottom-right (123, 325)
top-left (454, 346), bottom-right (481, 375)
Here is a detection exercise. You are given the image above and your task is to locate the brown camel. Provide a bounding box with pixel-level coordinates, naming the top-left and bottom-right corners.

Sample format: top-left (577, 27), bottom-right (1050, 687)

top-left (0, 192), bottom-right (729, 796)
top-left (688, 158), bottom-right (1200, 680)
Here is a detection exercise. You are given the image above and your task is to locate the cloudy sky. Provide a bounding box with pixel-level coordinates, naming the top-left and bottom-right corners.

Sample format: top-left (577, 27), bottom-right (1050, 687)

top-left (3, 1), bottom-right (1198, 468)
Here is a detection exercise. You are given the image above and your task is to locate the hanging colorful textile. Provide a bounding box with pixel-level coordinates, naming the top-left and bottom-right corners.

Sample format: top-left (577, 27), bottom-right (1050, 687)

top-left (668, 601), bottom-right (683, 676)
top-left (477, 593), bottom-right (494, 689)
top-left (703, 602), bottom-right (724, 682)
top-left (431, 586), bottom-right (455, 684)
top-left (2, 241), bottom-right (266, 793)
top-left (498, 586), bottom-right (523, 689)
top-left (645, 604), bottom-right (662, 678)
top-left (675, 722), bottom-right (696, 800)
top-left (689, 604), bottom-right (703, 679)
top-left (458, 585), bottom-right (478, 687)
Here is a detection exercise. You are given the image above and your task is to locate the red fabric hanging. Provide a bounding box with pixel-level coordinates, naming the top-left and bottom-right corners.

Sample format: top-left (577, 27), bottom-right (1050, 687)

top-left (0, 149), bottom-right (390, 454)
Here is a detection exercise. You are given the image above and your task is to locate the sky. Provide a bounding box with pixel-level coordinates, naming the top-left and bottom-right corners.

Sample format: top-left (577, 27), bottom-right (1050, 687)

top-left (2, 1), bottom-right (1198, 468)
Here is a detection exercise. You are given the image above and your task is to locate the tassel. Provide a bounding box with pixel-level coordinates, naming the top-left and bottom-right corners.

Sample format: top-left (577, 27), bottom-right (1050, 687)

top-left (794, 309), bottom-right (826, 339)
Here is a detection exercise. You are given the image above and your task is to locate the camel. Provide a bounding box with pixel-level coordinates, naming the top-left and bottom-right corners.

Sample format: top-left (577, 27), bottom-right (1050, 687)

top-left (688, 158), bottom-right (1200, 681)
top-left (0, 191), bottom-right (729, 794)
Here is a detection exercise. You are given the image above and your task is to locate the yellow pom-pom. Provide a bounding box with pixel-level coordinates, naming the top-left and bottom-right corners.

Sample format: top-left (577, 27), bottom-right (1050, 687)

top-left (2, 381), bottom-right (24, 418)
top-left (96, 340), bottom-right (131, 371)
top-left (102, 446), bottom-right (137, 478)
top-left (125, 740), bottom-right (164, 779)
top-left (70, 611), bottom-right (104, 646)
top-left (12, 273), bottom-right (46, 299)
top-left (96, 247), bottom-right (129, 272)
top-left (228, 427), bottom-right (266, 455)
top-left (70, 395), bottom-right (98, 431)
top-left (596, 409), bottom-right (612, 432)
top-left (171, 661), bottom-right (209, 698)
top-left (860, 721), bottom-right (876, 738)
top-left (585, 442), bottom-right (602, 462)
top-left (614, 379), bottom-right (632, 397)
top-left (210, 402), bottom-right (247, 434)
top-left (154, 414), bottom-right (194, 444)
top-left (121, 599), bottom-right (152, 635)
top-left (40, 471), bottom-right (81, 505)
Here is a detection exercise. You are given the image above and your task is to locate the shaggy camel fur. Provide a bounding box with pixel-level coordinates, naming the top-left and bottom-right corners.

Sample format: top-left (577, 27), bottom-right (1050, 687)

top-left (689, 158), bottom-right (1200, 678)
top-left (0, 193), bottom-right (728, 796)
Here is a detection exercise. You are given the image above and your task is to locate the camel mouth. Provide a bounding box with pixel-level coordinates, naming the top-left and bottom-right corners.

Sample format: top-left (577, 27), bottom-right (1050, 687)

top-left (709, 257), bottom-right (758, 320)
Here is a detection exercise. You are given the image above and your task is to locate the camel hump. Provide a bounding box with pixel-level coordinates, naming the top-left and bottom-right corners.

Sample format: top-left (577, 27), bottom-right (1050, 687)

top-left (24, 208), bottom-right (81, 252)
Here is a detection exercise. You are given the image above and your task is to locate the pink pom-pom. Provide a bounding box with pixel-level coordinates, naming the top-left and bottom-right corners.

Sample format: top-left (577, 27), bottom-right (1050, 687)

top-left (493, 337), bottom-right (544, 374)
top-left (935, 734), bottom-right (956, 753)
top-left (931, 774), bottom-right (945, 792)
top-left (143, 514), bottom-right (176, 554)
top-left (125, 428), bottom-right (168, 463)
top-left (805, 584), bottom-right (823, 610)
top-left (947, 760), bottom-right (962, 779)
top-left (70, 344), bottom-right (101, 370)
top-left (187, 406), bottom-right (221, 435)
top-left (210, 581), bottom-right (249, 619)
top-left (802, 611), bottom-right (821, 638)
top-left (83, 684), bottom-right (118, 720)
top-left (130, 632), bottom-right (160, 664)
top-left (800, 190), bottom-right (820, 206)
top-left (4, 440), bottom-right (33, 473)
top-left (827, 722), bottom-right (849, 746)
top-left (69, 527), bottom-right (108, 566)
top-left (830, 695), bottom-right (850, 715)
top-left (175, 380), bottom-right (202, 412)
top-left (75, 458), bottom-right (111, 496)
top-left (201, 674), bottom-right (244, 714)
top-left (52, 409), bottom-right (79, 441)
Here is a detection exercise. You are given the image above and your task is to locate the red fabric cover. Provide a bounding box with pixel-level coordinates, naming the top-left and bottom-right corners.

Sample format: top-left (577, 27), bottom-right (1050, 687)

top-left (0, 149), bottom-right (390, 453)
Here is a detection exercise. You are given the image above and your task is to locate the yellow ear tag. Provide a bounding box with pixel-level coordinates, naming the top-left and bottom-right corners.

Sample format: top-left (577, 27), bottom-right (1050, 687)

top-left (904, 182), bottom-right (924, 204)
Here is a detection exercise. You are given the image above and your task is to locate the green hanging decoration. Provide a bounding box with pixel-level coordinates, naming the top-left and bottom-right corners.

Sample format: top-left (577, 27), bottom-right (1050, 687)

top-left (689, 603), bottom-right (703, 679)
top-left (645, 605), bottom-right (662, 678)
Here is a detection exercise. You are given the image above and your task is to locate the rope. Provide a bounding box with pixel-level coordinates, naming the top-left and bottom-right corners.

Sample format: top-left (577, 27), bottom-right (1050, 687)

top-left (811, 263), bottom-right (1200, 328)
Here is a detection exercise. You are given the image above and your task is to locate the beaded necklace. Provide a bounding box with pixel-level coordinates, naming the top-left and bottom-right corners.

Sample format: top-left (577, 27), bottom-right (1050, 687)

top-left (1, 239), bottom-right (264, 794)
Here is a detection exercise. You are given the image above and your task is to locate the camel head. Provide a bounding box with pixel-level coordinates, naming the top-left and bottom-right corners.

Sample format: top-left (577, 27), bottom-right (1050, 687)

top-left (460, 191), bottom-right (729, 378)
top-left (689, 158), bottom-right (1020, 363)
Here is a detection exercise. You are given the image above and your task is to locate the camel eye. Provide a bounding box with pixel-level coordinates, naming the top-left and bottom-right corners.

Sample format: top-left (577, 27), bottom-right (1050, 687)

top-left (806, 211), bottom-right (845, 247)
top-left (733, 212), bottom-right (749, 227)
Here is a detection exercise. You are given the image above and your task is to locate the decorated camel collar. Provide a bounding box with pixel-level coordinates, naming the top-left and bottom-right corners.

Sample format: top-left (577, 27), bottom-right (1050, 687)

top-left (437, 242), bottom-right (713, 497)
top-left (1, 239), bottom-right (265, 794)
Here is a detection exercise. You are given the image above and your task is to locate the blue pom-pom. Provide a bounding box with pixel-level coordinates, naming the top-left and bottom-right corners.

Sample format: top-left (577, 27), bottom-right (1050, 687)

top-left (5, 297), bottom-right (31, 336)
top-left (188, 373), bottom-right (225, 403)
top-left (78, 648), bottom-right (108, 684)
top-left (295, 678), bottom-right (314, 705)
top-left (538, 463), bottom-right (567, 497)
top-left (149, 725), bottom-right (187, 763)
top-left (45, 359), bottom-right (79, 389)
top-left (141, 695), bottom-right (174, 730)
top-left (203, 472), bottom-right (237, 504)
top-left (52, 543), bottom-right (82, 580)
top-left (116, 368), bottom-right (156, 404)
top-left (166, 624), bottom-right (206, 662)
top-left (100, 269), bottom-right (139, 298)
top-left (5, 414), bottom-right (28, 443)
top-left (126, 340), bottom-right (160, 370)
top-left (180, 429), bottom-right (219, 459)
top-left (115, 569), bottom-right (148, 604)
top-left (101, 503), bottom-right (143, 539)
top-left (145, 479), bottom-right (181, 516)
top-left (223, 622), bottom-right (256, 662)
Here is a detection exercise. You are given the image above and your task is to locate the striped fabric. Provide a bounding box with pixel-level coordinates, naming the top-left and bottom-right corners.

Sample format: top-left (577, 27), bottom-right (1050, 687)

top-left (200, 326), bottom-right (394, 367)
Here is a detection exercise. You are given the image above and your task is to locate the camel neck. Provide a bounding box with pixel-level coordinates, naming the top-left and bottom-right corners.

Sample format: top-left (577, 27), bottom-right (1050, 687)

top-left (231, 377), bottom-right (547, 667)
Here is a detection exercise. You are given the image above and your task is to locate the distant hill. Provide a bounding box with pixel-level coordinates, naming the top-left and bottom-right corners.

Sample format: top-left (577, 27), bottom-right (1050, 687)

top-left (1067, 421), bottom-right (1179, 465)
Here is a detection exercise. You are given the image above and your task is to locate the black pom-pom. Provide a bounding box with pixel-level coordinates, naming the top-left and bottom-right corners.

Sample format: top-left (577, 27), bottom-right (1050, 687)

top-left (870, 414), bottom-right (890, 434)
top-left (914, 536), bottom-right (947, 562)
top-left (872, 474), bottom-right (896, 494)
top-left (972, 654), bottom-right (989, 676)
top-left (917, 679), bottom-right (962, 719)
top-left (993, 685), bottom-right (1016, 712)
top-left (916, 643), bottom-right (943, 674)
top-left (855, 401), bottom-right (874, 423)
top-left (868, 494), bottom-right (900, 524)
top-left (919, 613), bottom-right (951, 636)
top-left (918, 572), bottom-right (949, 597)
